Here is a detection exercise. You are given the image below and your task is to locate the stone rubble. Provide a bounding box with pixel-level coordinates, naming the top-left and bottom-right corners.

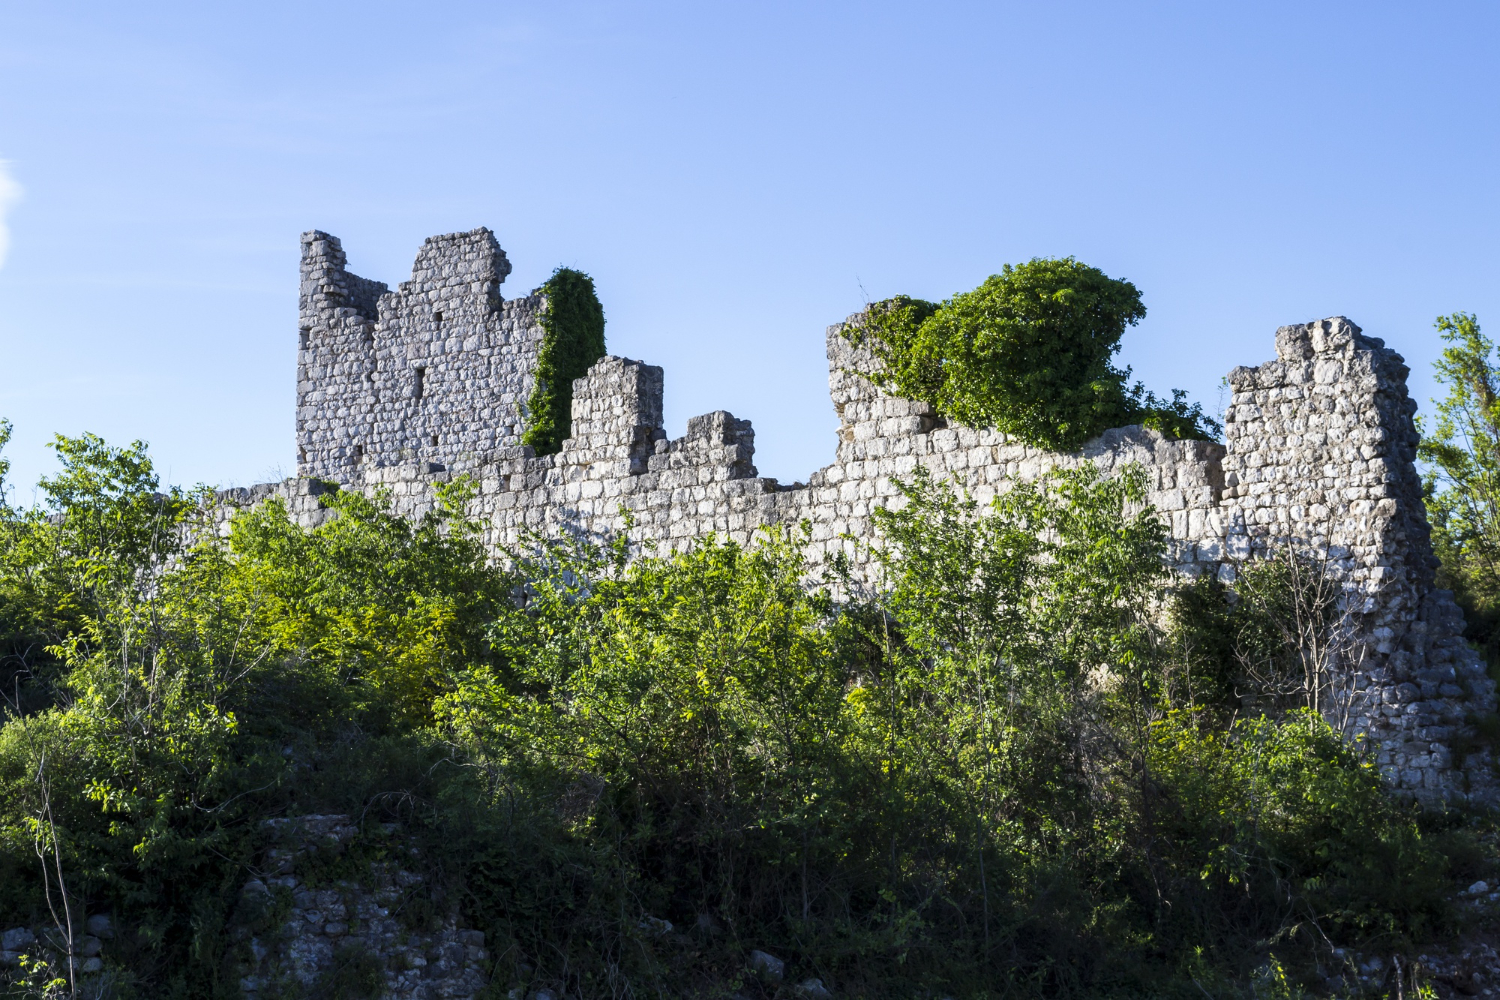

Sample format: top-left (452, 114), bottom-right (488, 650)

top-left (235, 814), bottom-right (488, 1000)
top-left (1417, 941), bottom-right (1500, 997)
top-left (2, 817), bottom-right (491, 999)
top-left (748, 949), bottom-right (786, 983)
top-left (0, 918), bottom-right (111, 978)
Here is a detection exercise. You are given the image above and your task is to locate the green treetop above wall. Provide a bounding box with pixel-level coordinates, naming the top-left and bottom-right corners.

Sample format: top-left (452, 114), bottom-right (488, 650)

top-left (845, 258), bottom-right (1220, 451)
top-left (523, 267), bottom-right (607, 456)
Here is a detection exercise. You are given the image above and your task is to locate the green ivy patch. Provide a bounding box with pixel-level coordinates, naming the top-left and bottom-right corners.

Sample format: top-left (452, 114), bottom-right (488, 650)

top-left (846, 258), bottom-right (1220, 451)
top-left (522, 267), bottom-right (607, 456)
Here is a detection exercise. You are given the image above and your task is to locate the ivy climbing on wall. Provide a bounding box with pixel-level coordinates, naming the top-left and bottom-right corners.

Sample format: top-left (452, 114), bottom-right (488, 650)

top-left (522, 267), bottom-right (607, 455)
top-left (846, 258), bottom-right (1220, 451)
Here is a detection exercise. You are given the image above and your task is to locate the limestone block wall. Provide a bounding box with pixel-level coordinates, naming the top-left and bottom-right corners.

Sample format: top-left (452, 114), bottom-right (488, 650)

top-left (250, 323), bottom-right (1246, 610)
top-left (1217, 318), bottom-right (1496, 797)
top-left (296, 229), bottom-right (546, 480)
top-left (237, 815), bottom-right (489, 1000)
top-left (245, 228), bottom-right (1500, 803)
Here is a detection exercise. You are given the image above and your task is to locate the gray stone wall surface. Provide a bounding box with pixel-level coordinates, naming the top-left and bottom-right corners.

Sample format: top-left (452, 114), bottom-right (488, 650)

top-left (232, 229), bottom-right (1499, 806)
top-left (237, 815), bottom-right (489, 1000)
top-left (297, 229), bottom-right (546, 480)
top-left (1217, 318), bottom-right (1496, 799)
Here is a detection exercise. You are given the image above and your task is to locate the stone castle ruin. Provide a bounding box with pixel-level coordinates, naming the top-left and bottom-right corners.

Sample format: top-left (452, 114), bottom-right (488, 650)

top-left (224, 227), bottom-right (1497, 803)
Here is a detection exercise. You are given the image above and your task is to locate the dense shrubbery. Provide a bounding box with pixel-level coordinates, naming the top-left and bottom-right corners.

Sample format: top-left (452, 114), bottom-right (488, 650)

top-left (0, 428), bottom-right (1480, 999)
top-left (843, 260), bottom-right (1220, 450)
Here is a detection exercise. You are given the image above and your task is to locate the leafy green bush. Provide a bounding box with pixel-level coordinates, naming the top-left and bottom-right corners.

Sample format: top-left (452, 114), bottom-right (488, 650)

top-left (522, 267), bottom-right (607, 456)
top-left (0, 430), bottom-right (1465, 999)
top-left (0, 436), bottom-right (508, 997)
top-left (1148, 711), bottom-right (1447, 961)
top-left (846, 259), bottom-right (1220, 450)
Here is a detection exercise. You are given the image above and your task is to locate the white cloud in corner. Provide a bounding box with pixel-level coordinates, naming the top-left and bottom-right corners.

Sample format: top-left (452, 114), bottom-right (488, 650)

top-left (0, 161), bottom-right (21, 270)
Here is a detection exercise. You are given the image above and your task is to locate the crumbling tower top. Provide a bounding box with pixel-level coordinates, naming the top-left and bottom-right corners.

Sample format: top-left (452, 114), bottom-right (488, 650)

top-left (295, 228), bottom-right (544, 480)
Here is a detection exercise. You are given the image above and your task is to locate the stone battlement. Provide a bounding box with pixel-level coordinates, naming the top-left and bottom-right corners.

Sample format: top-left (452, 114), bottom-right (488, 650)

top-left (240, 229), bottom-right (1497, 804)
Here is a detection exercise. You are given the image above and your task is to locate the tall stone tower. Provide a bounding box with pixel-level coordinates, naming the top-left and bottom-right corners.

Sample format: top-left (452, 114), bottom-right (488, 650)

top-left (1220, 318), bottom-right (1494, 794)
top-left (295, 228), bottom-right (547, 479)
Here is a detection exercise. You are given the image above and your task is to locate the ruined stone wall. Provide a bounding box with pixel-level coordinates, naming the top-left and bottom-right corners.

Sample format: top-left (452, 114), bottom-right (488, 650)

top-left (237, 815), bottom-right (489, 1000)
top-left (249, 331), bottom-right (1226, 582)
top-left (296, 229), bottom-right (546, 480)
top-left (242, 228), bottom-right (1499, 803)
top-left (1216, 318), bottom-right (1496, 798)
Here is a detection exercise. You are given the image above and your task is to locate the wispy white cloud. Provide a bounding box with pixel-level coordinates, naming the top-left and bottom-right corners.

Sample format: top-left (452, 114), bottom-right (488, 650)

top-left (0, 161), bottom-right (21, 270)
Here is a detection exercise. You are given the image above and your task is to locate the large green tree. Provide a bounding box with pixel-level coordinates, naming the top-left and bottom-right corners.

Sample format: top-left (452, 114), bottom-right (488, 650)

top-left (1419, 312), bottom-right (1500, 657)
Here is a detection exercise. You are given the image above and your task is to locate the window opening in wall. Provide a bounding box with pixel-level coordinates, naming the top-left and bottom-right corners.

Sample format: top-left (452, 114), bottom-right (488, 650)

top-left (430, 435), bottom-right (439, 447)
top-left (414, 366), bottom-right (427, 400)
top-left (353, 444), bottom-right (364, 462)
top-left (433, 311), bottom-right (443, 324)
top-left (299, 327), bottom-right (310, 350)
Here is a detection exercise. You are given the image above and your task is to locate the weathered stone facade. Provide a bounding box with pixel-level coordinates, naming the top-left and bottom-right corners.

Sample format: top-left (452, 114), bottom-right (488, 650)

top-left (1217, 318), bottom-right (1494, 799)
top-left (228, 229), bottom-right (1498, 805)
top-left (297, 229), bottom-right (545, 480)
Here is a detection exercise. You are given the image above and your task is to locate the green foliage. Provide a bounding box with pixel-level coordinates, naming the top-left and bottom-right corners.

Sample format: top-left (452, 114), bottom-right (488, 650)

top-left (3, 950), bottom-right (71, 999)
top-left (1419, 311), bottom-right (1500, 665)
top-left (0, 435), bottom-right (513, 997)
top-left (1162, 574), bottom-right (1241, 716)
top-left (1166, 552), bottom-right (1352, 723)
top-left (225, 478), bottom-right (508, 726)
top-left (0, 419), bottom-right (11, 503)
top-left (1148, 710), bottom-right (1445, 953)
top-left (0, 433), bottom-right (254, 996)
top-left (0, 426), bottom-right (1467, 999)
top-left (0, 432), bottom-right (183, 719)
top-left (1131, 385), bottom-right (1223, 444)
top-left (522, 267), bottom-right (607, 456)
top-left (847, 259), bottom-right (1220, 450)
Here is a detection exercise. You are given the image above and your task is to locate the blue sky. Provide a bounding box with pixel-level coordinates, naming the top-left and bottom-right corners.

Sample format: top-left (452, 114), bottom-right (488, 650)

top-left (1, 2), bottom-right (1497, 495)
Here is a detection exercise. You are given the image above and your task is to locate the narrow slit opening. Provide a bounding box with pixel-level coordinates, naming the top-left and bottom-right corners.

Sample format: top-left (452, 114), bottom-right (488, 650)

top-left (298, 327), bottom-right (310, 350)
top-left (414, 366), bottom-right (427, 400)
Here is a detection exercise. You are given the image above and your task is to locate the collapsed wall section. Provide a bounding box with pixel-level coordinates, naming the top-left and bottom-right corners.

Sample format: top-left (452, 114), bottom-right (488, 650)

top-left (296, 229), bottom-right (546, 480)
